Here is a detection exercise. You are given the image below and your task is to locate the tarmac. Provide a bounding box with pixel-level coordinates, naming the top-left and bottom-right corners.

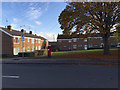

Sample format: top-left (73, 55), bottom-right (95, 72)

top-left (0, 57), bottom-right (119, 65)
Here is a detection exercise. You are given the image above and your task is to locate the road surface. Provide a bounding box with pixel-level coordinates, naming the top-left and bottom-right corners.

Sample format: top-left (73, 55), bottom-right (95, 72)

top-left (2, 64), bottom-right (118, 88)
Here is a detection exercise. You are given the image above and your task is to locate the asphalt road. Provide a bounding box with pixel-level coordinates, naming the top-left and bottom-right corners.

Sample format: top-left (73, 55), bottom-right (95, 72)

top-left (2, 64), bottom-right (118, 88)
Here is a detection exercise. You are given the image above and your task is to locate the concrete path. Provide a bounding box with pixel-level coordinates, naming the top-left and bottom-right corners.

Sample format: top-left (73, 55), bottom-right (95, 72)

top-left (0, 58), bottom-right (119, 65)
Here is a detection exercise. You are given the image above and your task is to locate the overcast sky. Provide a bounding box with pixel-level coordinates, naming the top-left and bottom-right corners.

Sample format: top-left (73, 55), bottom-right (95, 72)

top-left (2, 2), bottom-right (67, 41)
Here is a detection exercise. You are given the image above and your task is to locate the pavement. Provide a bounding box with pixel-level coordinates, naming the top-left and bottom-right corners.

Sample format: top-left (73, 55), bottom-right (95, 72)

top-left (0, 57), bottom-right (119, 65)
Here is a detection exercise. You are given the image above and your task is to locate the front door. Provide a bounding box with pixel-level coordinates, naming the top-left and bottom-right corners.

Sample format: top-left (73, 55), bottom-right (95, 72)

top-left (14, 48), bottom-right (19, 55)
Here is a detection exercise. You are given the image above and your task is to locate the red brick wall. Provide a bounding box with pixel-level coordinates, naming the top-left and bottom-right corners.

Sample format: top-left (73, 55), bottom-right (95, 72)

top-left (87, 37), bottom-right (103, 48)
top-left (13, 37), bottom-right (49, 55)
top-left (1, 31), bottom-right (13, 55)
top-left (57, 36), bottom-right (118, 51)
top-left (72, 38), bottom-right (87, 50)
top-left (57, 40), bottom-right (72, 51)
top-left (13, 37), bottom-right (44, 52)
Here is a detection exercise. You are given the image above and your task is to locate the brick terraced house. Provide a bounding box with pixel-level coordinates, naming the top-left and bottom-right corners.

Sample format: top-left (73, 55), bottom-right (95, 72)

top-left (0, 25), bottom-right (48, 56)
top-left (57, 33), bottom-right (118, 51)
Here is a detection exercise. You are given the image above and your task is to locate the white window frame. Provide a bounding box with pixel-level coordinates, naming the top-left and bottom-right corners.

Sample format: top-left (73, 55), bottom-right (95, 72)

top-left (94, 44), bottom-right (98, 47)
top-left (100, 38), bottom-right (103, 40)
top-left (84, 39), bottom-right (87, 42)
top-left (78, 44), bottom-right (82, 47)
top-left (38, 40), bottom-right (41, 43)
top-left (28, 47), bottom-right (30, 51)
top-left (69, 40), bottom-right (72, 43)
top-left (14, 37), bottom-right (19, 43)
top-left (89, 44), bottom-right (92, 48)
top-left (14, 48), bottom-right (19, 55)
top-left (73, 45), bottom-right (77, 49)
top-left (39, 46), bottom-right (41, 50)
top-left (28, 38), bottom-right (29, 42)
top-left (23, 47), bottom-right (25, 52)
top-left (73, 38), bottom-right (77, 42)
top-left (32, 39), bottom-right (34, 44)
top-left (89, 38), bottom-right (92, 41)
top-left (31, 46), bottom-right (34, 51)
top-left (64, 46), bottom-right (67, 47)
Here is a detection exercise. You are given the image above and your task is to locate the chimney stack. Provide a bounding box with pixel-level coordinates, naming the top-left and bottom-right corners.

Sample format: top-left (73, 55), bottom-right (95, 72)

top-left (29, 31), bottom-right (32, 34)
top-left (7, 25), bottom-right (11, 30)
top-left (21, 29), bottom-right (24, 33)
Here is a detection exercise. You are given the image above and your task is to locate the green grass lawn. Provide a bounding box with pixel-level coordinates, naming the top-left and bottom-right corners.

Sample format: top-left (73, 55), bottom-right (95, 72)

top-left (52, 48), bottom-right (120, 55)
top-left (50, 48), bottom-right (119, 59)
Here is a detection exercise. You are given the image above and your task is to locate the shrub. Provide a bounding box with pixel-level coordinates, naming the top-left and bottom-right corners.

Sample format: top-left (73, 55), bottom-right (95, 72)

top-left (35, 49), bottom-right (48, 57)
top-left (18, 52), bottom-right (35, 57)
top-left (111, 45), bottom-right (116, 48)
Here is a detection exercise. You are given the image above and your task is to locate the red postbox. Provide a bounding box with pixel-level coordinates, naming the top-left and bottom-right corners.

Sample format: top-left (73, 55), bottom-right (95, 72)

top-left (48, 45), bottom-right (51, 57)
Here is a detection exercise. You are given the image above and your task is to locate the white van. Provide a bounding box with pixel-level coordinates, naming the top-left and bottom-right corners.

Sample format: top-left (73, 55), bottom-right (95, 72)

top-left (117, 43), bottom-right (120, 48)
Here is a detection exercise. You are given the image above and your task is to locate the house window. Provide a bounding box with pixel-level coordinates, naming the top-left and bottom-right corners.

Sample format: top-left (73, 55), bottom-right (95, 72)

top-left (28, 47), bottom-right (29, 51)
top-left (73, 38), bottom-right (77, 42)
top-left (18, 38), bottom-right (19, 43)
top-left (111, 43), bottom-right (115, 45)
top-left (32, 39), bottom-right (34, 43)
top-left (14, 37), bottom-right (19, 43)
top-left (28, 38), bottom-right (29, 42)
top-left (31, 46), bottom-right (34, 51)
top-left (69, 40), bottom-right (72, 43)
top-left (38, 40), bottom-right (40, 43)
top-left (64, 46), bottom-right (67, 47)
top-left (100, 38), bottom-right (103, 40)
top-left (73, 45), bottom-right (77, 49)
top-left (23, 48), bottom-right (25, 52)
top-left (89, 38), bottom-right (92, 41)
top-left (84, 39), bottom-right (87, 42)
top-left (36, 46), bottom-right (37, 50)
top-left (36, 39), bottom-right (38, 43)
top-left (14, 48), bottom-right (19, 55)
top-left (39, 46), bottom-right (41, 50)
top-left (59, 40), bottom-right (61, 42)
top-left (89, 44), bottom-right (92, 48)
top-left (94, 44), bottom-right (98, 47)
top-left (78, 44), bottom-right (82, 47)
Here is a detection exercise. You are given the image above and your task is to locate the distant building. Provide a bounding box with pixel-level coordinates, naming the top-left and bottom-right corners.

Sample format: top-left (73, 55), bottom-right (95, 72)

top-left (57, 33), bottom-right (118, 51)
top-left (0, 25), bottom-right (49, 56)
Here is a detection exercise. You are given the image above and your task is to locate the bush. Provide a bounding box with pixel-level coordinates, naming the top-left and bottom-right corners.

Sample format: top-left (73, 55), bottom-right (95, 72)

top-left (35, 49), bottom-right (48, 57)
top-left (18, 52), bottom-right (35, 57)
top-left (18, 49), bottom-right (48, 57)
top-left (111, 45), bottom-right (116, 48)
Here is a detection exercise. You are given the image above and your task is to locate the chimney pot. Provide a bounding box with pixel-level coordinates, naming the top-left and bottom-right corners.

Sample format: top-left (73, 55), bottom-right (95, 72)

top-left (29, 31), bottom-right (32, 34)
top-left (7, 25), bottom-right (11, 30)
top-left (21, 29), bottom-right (24, 33)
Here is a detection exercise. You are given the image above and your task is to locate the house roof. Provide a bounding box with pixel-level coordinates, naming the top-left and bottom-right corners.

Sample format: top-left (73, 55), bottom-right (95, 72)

top-left (49, 42), bottom-right (57, 46)
top-left (57, 32), bottom-right (115, 39)
top-left (57, 34), bottom-right (72, 39)
top-left (0, 27), bottom-right (47, 40)
top-left (57, 34), bottom-right (88, 39)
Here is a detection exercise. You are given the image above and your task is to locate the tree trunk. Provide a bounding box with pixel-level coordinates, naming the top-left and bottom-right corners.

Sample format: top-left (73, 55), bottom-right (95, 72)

top-left (103, 36), bottom-right (109, 55)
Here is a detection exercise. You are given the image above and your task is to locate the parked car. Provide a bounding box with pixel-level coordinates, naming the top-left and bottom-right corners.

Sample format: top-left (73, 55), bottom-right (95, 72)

top-left (117, 43), bottom-right (120, 48)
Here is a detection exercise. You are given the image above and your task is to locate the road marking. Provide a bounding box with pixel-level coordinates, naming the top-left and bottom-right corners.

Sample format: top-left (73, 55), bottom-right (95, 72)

top-left (2, 76), bottom-right (20, 79)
